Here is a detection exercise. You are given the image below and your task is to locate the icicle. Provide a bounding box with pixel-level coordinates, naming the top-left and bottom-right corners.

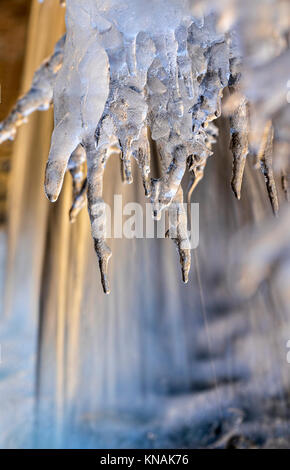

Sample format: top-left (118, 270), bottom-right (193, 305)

top-left (281, 171), bottom-right (289, 202)
top-left (119, 138), bottom-right (133, 185)
top-left (148, 29), bottom-right (197, 219)
top-left (151, 144), bottom-right (188, 219)
top-left (85, 134), bottom-right (112, 295)
top-left (176, 22), bottom-right (194, 100)
top-left (187, 124), bottom-right (217, 205)
top-left (0, 36), bottom-right (65, 145)
top-left (132, 126), bottom-right (151, 197)
top-left (67, 145), bottom-right (87, 223)
top-left (257, 121), bottom-right (279, 216)
top-left (228, 53), bottom-right (249, 200)
top-left (0, 4), bottom-right (246, 293)
top-left (167, 186), bottom-right (191, 283)
top-left (44, 1), bottom-right (110, 203)
top-left (187, 153), bottom-right (207, 200)
top-left (229, 95), bottom-right (249, 200)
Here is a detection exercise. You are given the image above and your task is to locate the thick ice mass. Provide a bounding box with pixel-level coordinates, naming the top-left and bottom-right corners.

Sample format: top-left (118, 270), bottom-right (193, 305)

top-left (1, 0), bottom-right (289, 293)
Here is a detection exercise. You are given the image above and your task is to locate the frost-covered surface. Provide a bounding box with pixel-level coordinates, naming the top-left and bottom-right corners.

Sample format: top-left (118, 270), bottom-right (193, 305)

top-left (1, 0), bottom-right (289, 292)
top-left (54, 0), bottom-right (231, 293)
top-left (0, 35), bottom-right (65, 145)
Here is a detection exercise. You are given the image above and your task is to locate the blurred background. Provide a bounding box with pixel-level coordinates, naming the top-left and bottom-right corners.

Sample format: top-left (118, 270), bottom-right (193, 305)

top-left (0, 0), bottom-right (290, 449)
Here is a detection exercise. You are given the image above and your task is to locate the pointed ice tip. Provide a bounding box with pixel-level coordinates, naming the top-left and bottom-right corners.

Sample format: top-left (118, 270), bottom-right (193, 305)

top-left (124, 175), bottom-right (133, 185)
top-left (45, 190), bottom-right (58, 203)
top-left (182, 271), bottom-right (189, 284)
top-left (181, 264), bottom-right (189, 284)
top-left (268, 189), bottom-right (279, 217)
top-left (69, 210), bottom-right (76, 224)
top-left (272, 205), bottom-right (279, 217)
top-left (144, 184), bottom-right (151, 198)
top-left (153, 209), bottom-right (162, 221)
top-left (231, 181), bottom-right (241, 200)
top-left (235, 190), bottom-right (241, 201)
top-left (101, 277), bottom-right (111, 295)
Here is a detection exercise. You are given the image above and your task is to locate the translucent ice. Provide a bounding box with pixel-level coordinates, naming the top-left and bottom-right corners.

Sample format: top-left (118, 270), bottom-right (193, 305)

top-left (2, 0), bottom-right (289, 292)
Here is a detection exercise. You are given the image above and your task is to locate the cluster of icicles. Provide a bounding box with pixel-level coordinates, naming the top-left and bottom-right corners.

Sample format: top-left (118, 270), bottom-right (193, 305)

top-left (0, 0), bottom-right (287, 293)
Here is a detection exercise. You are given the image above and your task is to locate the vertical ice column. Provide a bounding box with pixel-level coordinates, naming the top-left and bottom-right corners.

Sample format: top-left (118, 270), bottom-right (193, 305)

top-left (45, 0), bottom-right (110, 203)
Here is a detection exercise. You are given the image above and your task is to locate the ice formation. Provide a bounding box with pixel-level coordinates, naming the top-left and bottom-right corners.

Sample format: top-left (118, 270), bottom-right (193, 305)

top-left (0, 0), bottom-right (289, 293)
